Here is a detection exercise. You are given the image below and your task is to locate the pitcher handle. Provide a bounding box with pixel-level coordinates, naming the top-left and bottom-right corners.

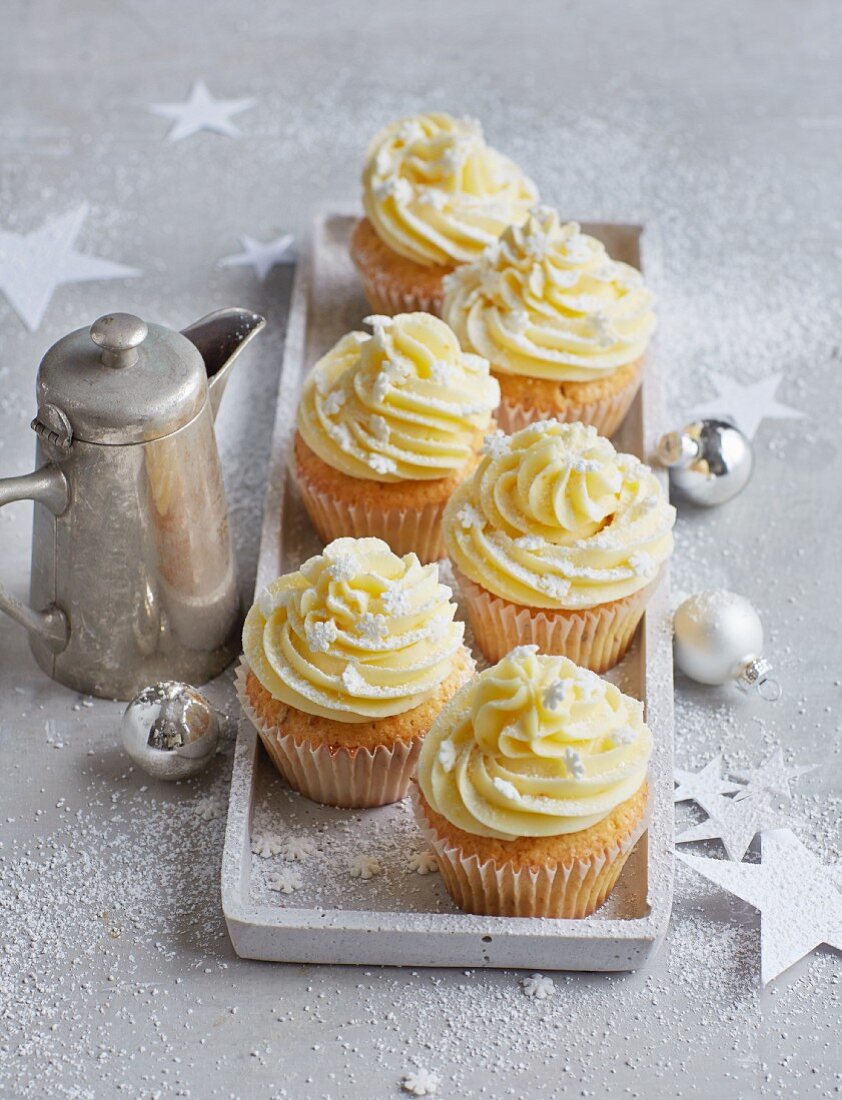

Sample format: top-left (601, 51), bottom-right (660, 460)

top-left (0, 466), bottom-right (70, 653)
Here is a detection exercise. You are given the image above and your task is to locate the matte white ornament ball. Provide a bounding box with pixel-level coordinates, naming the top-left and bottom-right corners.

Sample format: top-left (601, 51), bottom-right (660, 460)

top-left (673, 590), bottom-right (779, 698)
top-left (121, 681), bottom-right (222, 780)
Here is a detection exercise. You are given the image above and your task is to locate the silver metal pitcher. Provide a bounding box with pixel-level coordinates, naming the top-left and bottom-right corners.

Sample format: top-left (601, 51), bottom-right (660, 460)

top-left (0, 308), bottom-right (265, 699)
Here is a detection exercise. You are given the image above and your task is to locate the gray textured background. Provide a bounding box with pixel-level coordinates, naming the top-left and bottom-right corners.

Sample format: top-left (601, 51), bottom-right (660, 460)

top-left (1, 2), bottom-right (840, 1097)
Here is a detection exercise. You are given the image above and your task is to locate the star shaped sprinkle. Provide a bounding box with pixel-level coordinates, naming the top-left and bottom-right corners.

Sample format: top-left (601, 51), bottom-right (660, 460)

top-left (0, 204), bottom-right (140, 331)
top-left (381, 583), bottom-right (410, 616)
top-left (563, 747), bottom-right (585, 779)
top-left (267, 868), bottom-right (303, 895)
top-left (251, 831), bottom-right (284, 858)
top-left (678, 829), bottom-right (842, 984)
top-left (357, 612), bottom-right (388, 643)
top-left (690, 371), bottom-right (805, 440)
top-left (732, 748), bottom-right (816, 805)
top-left (407, 850), bottom-right (439, 875)
top-left (675, 789), bottom-right (791, 862)
top-left (218, 232), bottom-right (293, 281)
top-left (402, 1068), bottom-right (440, 1096)
top-left (674, 754), bottom-right (744, 817)
top-left (348, 855), bottom-right (381, 881)
top-left (149, 79), bottom-right (255, 142)
top-left (521, 973), bottom-right (555, 999)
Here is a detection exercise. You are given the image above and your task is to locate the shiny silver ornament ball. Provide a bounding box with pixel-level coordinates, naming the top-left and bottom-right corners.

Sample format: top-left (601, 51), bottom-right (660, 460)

top-left (674, 590), bottom-right (779, 698)
top-left (121, 681), bottom-right (222, 780)
top-left (658, 418), bottom-right (753, 506)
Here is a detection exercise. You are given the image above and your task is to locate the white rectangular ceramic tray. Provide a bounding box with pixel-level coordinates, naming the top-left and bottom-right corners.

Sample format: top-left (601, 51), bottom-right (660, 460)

top-left (221, 212), bottom-right (674, 971)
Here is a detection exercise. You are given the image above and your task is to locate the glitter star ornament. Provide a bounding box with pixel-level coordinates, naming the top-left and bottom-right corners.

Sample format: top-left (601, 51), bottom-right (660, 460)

top-left (690, 371), bottom-right (804, 441)
top-left (149, 79), bottom-right (255, 142)
top-left (678, 829), bottom-right (842, 984)
top-left (732, 748), bottom-right (815, 805)
top-left (218, 232), bottom-right (294, 281)
top-left (0, 204), bottom-right (140, 331)
top-left (675, 789), bottom-right (791, 862)
top-left (674, 754), bottom-right (744, 816)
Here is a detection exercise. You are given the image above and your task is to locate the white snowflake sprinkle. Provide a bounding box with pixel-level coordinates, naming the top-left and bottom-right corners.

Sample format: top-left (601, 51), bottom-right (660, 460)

top-left (437, 739), bottom-right (457, 773)
top-left (369, 414), bottom-right (390, 441)
top-left (348, 855), bottom-right (382, 880)
top-left (482, 430), bottom-right (510, 460)
top-left (305, 618), bottom-right (338, 653)
top-left (357, 612), bottom-right (388, 642)
top-left (492, 776), bottom-right (519, 800)
top-left (543, 681), bottom-right (570, 710)
top-left (407, 850), bottom-right (439, 875)
top-left (341, 664), bottom-right (368, 694)
top-left (521, 973), bottom-right (555, 1000)
top-left (281, 837), bottom-right (316, 861)
top-left (537, 574), bottom-right (570, 600)
top-left (611, 726), bottom-right (638, 747)
top-left (402, 1068), bottom-right (440, 1096)
top-left (267, 869), bottom-right (303, 895)
top-left (193, 797), bottom-right (223, 822)
top-left (509, 644), bottom-right (539, 661)
top-left (630, 551), bottom-right (656, 577)
top-left (455, 503), bottom-right (484, 530)
top-left (429, 360), bottom-right (453, 385)
top-left (251, 831), bottom-right (284, 858)
top-left (369, 454), bottom-right (398, 476)
top-left (381, 582), bottom-right (410, 616)
top-left (373, 373), bottom-right (391, 402)
top-left (327, 552), bottom-right (357, 581)
top-left (323, 388), bottom-right (346, 416)
top-left (563, 748), bottom-right (585, 779)
top-left (514, 535), bottom-right (543, 551)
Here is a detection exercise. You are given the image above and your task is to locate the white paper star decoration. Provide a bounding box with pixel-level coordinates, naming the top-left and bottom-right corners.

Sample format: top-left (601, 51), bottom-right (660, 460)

top-left (732, 748), bottom-right (816, 805)
top-left (676, 790), bottom-right (792, 862)
top-left (218, 232), bottom-right (294, 281)
top-left (149, 79), bottom-right (255, 142)
top-left (690, 371), bottom-right (805, 440)
top-left (0, 204), bottom-right (141, 331)
top-left (674, 754), bottom-right (744, 816)
top-left (679, 829), bottom-right (842, 984)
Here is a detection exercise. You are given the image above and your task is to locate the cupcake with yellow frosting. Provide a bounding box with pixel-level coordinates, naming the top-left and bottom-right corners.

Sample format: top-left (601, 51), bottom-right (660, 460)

top-left (415, 646), bottom-right (651, 918)
top-left (295, 312), bottom-right (500, 562)
top-left (239, 537), bottom-right (474, 808)
top-left (351, 112), bottom-right (538, 316)
top-left (442, 207), bottom-right (656, 435)
top-left (443, 420), bottom-right (675, 671)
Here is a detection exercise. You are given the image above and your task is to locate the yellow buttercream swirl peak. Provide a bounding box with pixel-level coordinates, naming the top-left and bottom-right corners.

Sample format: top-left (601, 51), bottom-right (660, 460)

top-left (362, 112), bottom-right (538, 268)
top-left (444, 420), bottom-right (675, 610)
top-left (297, 312), bottom-right (499, 482)
top-left (418, 646), bottom-right (652, 839)
top-left (442, 206), bottom-right (656, 381)
top-left (243, 538), bottom-right (465, 723)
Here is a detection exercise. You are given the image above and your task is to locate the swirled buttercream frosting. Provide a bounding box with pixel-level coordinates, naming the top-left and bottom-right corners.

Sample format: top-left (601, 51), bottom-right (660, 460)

top-left (442, 207), bottom-right (656, 382)
top-left (297, 312), bottom-right (500, 482)
top-left (242, 538), bottom-right (465, 723)
top-left (418, 646), bottom-right (651, 838)
top-left (362, 112), bottom-right (538, 268)
top-left (444, 420), bottom-right (674, 610)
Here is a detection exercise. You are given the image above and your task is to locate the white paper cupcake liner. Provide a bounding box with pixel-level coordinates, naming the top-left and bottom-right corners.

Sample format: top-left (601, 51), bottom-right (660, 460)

top-left (496, 366), bottom-right (644, 438)
top-left (454, 569), bottom-right (658, 672)
top-left (353, 262), bottom-right (445, 318)
top-left (294, 463), bottom-right (447, 563)
top-left (236, 661), bottom-right (422, 808)
top-left (412, 785), bottom-right (650, 919)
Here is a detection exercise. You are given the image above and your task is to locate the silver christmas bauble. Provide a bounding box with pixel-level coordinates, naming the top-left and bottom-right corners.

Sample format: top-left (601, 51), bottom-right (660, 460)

top-left (121, 681), bottom-right (221, 780)
top-left (658, 418), bottom-right (753, 506)
top-left (674, 590), bottom-right (778, 697)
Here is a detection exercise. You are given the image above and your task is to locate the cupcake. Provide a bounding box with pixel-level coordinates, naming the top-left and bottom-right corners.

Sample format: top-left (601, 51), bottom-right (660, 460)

top-left (239, 537), bottom-right (474, 808)
top-left (351, 112), bottom-right (538, 316)
top-left (443, 420), bottom-right (675, 672)
top-left (415, 645), bottom-right (652, 918)
top-left (442, 207), bottom-right (656, 435)
top-left (294, 312), bottom-right (500, 563)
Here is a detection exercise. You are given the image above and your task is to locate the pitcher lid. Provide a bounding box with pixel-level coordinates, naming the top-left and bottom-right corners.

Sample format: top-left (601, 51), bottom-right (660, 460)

top-left (35, 313), bottom-right (209, 446)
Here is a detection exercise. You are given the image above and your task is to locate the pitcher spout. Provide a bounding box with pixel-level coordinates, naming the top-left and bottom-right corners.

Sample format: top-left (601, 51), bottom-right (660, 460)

top-left (181, 308), bottom-right (266, 420)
